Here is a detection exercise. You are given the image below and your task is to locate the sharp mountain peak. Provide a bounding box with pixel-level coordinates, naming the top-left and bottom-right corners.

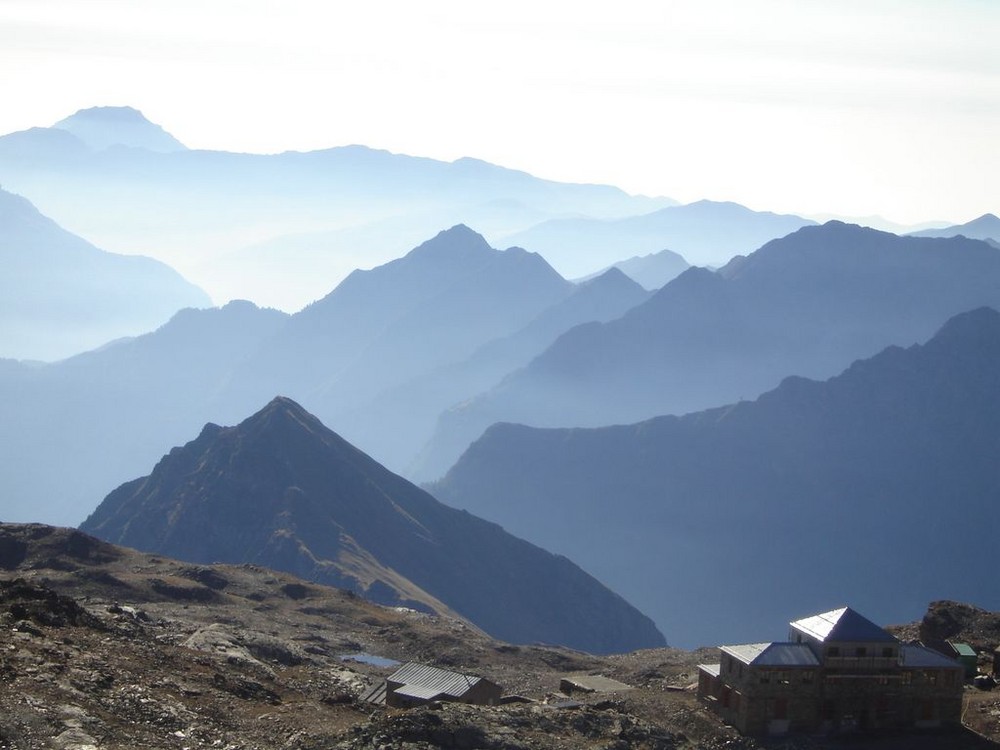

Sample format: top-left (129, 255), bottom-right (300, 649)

top-left (406, 224), bottom-right (493, 260)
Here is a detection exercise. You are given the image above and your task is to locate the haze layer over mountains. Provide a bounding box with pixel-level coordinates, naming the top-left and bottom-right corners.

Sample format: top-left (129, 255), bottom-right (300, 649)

top-left (2, 105), bottom-right (998, 650)
top-left (0, 187), bottom-right (209, 360)
top-left (0, 106), bottom-right (673, 312)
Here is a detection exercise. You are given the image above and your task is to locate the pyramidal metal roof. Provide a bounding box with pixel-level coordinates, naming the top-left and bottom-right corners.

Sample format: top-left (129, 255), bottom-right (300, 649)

top-left (789, 607), bottom-right (896, 643)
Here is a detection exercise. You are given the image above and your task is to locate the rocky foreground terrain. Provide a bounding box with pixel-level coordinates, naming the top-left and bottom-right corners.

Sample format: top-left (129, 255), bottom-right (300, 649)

top-left (1, 523), bottom-right (999, 750)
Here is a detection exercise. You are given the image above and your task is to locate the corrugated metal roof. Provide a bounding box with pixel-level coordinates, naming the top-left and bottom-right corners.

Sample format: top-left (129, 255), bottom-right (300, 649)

top-left (902, 644), bottom-right (963, 669)
top-left (388, 662), bottom-right (483, 699)
top-left (721, 642), bottom-right (820, 667)
top-left (789, 607), bottom-right (895, 643)
top-left (698, 663), bottom-right (722, 677)
top-left (393, 684), bottom-right (448, 701)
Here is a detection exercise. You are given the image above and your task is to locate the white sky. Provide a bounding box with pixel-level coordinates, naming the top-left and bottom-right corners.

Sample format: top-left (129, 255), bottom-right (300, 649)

top-left (0, 0), bottom-right (997, 224)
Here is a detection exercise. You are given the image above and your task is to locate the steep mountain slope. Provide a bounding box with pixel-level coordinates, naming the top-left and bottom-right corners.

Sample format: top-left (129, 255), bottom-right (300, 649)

top-left (0, 188), bottom-right (210, 360)
top-left (503, 199), bottom-right (814, 276)
top-left (432, 307), bottom-right (1000, 647)
top-left (0, 108), bottom-right (671, 310)
top-left (80, 397), bottom-right (666, 654)
top-left (0, 301), bottom-right (288, 525)
top-left (413, 222), bottom-right (1000, 480)
top-left (231, 225), bottom-right (508, 397)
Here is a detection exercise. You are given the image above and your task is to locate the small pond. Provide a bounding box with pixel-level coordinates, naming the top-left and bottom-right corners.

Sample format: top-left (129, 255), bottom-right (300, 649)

top-left (339, 652), bottom-right (400, 668)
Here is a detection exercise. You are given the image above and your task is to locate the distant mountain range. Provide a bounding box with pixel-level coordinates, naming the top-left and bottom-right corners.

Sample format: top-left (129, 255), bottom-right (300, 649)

top-left (80, 396), bottom-right (665, 654)
top-left (411, 222), bottom-right (1000, 481)
top-left (0, 226), bottom-right (653, 526)
top-left (501, 200), bottom-right (815, 274)
top-left (53, 106), bottom-right (187, 153)
top-left (7, 221), bottom-right (1000, 529)
top-left (0, 107), bottom-right (673, 310)
top-left (431, 307), bottom-right (1000, 647)
top-left (0, 187), bottom-right (210, 360)
top-left (910, 213), bottom-right (1000, 242)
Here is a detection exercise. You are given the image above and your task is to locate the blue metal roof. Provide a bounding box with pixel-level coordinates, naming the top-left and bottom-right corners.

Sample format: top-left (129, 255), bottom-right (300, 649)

top-left (721, 642), bottom-right (821, 667)
top-left (789, 607), bottom-right (896, 643)
top-left (901, 644), bottom-right (964, 669)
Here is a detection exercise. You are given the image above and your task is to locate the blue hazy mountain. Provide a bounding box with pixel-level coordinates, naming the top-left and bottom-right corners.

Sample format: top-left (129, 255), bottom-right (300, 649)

top-left (0, 227), bottom-right (655, 526)
top-left (575, 248), bottom-right (690, 291)
top-left (223, 226), bottom-right (654, 471)
top-left (332, 266), bottom-right (651, 472)
top-left (412, 222), bottom-right (1000, 481)
top-left (52, 106), bottom-right (187, 153)
top-left (431, 307), bottom-right (1000, 647)
top-left (0, 301), bottom-right (288, 524)
top-left (0, 108), bottom-right (673, 310)
top-left (502, 199), bottom-right (815, 277)
top-left (227, 225), bottom-right (575, 413)
top-left (0, 187), bottom-right (210, 361)
top-left (910, 213), bottom-right (1000, 242)
top-left (80, 396), bottom-right (666, 654)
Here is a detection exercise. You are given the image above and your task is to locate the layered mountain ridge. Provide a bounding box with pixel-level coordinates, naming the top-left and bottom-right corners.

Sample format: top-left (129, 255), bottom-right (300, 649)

top-left (412, 222), bottom-right (1000, 480)
top-left (0, 107), bottom-right (674, 310)
top-left (431, 307), bottom-right (1000, 647)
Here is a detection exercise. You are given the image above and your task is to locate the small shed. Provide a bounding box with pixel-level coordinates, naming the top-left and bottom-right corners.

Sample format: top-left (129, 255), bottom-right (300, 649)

top-left (382, 662), bottom-right (502, 708)
top-left (944, 641), bottom-right (978, 678)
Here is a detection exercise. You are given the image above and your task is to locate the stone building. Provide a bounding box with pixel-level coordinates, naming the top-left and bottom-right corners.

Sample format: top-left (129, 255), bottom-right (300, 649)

top-left (698, 607), bottom-right (964, 736)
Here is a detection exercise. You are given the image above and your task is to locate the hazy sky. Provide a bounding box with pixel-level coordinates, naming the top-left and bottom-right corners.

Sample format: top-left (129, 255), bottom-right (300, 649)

top-left (1, 0), bottom-right (996, 224)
